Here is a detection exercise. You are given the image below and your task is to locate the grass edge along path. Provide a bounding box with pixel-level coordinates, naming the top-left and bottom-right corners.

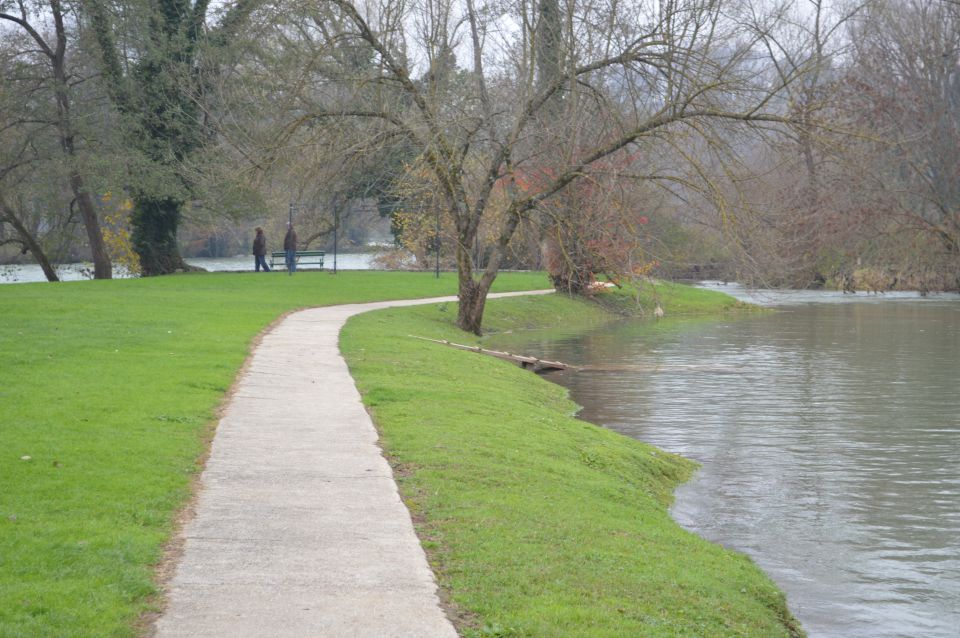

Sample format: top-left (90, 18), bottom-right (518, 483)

top-left (0, 271), bottom-right (546, 638)
top-left (341, 285), bottom-right (804, 638)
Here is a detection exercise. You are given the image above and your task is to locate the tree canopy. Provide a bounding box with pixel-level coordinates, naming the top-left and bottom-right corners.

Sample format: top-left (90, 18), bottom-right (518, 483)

top-left (1, 0), bottom-right (957, 322)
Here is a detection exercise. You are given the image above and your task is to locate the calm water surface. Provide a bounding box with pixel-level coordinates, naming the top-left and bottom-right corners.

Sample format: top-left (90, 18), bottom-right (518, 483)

top-left (488, 285), bottom-right (960, 638)
top-left (0, 254), bottom-right (375, 283)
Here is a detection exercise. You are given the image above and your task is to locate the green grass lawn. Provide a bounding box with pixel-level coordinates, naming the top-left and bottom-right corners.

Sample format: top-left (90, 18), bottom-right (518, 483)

top-left (0, 270), bottom-right (546, 638)
top-left (341, 290), bottom-right (802, 638)
top-left (1, 272), bottom-right (794, 637)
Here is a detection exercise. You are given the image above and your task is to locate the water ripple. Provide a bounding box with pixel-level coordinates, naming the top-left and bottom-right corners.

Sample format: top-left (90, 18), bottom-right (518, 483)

top-left (501, 296), bottom-right (960, 638)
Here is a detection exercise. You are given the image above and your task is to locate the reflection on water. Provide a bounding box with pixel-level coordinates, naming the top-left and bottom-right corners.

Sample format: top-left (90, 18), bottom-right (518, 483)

top-left (486, 289), bottom-right (960, 638)
top-left (0, 254), bottom-right (375, 283)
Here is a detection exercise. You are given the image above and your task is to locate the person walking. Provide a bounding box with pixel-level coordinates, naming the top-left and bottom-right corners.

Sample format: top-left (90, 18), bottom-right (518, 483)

top-left (283, 222), bottom-right (298, 274)
top-left (252, 227), bottom-right (270, 272)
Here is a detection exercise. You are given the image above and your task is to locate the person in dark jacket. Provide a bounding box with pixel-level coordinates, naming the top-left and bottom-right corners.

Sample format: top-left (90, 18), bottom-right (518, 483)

top-left (252, 227), bottom-right (270, 272)
top-left (283, 223), bottom-right (298, 274)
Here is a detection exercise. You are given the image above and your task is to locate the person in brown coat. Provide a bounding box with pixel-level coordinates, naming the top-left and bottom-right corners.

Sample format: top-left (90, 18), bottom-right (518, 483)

top-left (252, 227), bottom-right (270, 272)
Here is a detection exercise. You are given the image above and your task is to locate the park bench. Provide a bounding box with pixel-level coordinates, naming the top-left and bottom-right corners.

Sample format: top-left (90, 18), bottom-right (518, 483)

top-left (270, 250), bottom-right (325, 270)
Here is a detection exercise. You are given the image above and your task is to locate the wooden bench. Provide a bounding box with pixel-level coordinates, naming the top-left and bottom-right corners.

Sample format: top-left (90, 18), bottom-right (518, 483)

top-left (270, 250), bottom-right (325, 270)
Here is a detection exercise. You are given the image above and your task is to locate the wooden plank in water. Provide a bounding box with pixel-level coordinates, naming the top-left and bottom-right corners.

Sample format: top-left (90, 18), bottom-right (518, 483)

top-left (411, 336), bottom-right (575, 372)
top-left (411, 336), bottom-right (744, 374)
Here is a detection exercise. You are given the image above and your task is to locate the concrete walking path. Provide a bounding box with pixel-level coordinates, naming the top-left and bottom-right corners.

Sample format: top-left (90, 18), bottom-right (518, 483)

top-left (153, 290), bottom-right (552, 638)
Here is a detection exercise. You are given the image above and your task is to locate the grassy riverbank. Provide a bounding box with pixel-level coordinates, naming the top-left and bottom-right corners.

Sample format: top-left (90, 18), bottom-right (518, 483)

top-left (0, 271), bottom-right (544, 637)
top-left (0, 273), bottom-right (794, 637)
top-left (341, 287), bottom-right (802, 637)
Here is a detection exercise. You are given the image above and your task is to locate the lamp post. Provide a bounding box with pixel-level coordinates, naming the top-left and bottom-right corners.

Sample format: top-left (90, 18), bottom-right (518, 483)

top-left (333, 202), bottom-right (338, 275)
top-left (434, 205), bottom-right (440, 279)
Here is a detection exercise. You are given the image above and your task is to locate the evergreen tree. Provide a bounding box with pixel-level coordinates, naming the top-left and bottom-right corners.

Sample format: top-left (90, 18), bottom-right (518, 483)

top-left (87, 0), bottom-right (259, 274)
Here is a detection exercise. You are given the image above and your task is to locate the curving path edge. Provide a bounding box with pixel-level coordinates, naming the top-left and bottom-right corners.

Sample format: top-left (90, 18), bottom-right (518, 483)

top-left (152, 290), bottom-right (553, 638)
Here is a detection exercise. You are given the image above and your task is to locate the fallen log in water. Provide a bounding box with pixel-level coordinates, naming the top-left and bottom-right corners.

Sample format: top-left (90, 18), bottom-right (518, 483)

top-left (411, 336), bottom-right (576, 372)
top-left (411, 337), bottom-right (744, 374)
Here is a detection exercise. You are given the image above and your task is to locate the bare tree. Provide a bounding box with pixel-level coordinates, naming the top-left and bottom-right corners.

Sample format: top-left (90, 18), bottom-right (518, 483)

top-left (1, 0), bottom-right (113, 278)
top-left (0, 188), bottom-right (61, 281)
top-left (846, 0), bottom-right (960, 257)
top-left (262, 0), bottom-right (811, 332)
top-left (743, 0), bottom-right (870, 283)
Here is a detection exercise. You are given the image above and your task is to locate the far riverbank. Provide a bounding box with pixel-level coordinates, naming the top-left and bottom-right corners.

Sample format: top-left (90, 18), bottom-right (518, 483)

top-left (0, 254), bottom-right (376, 283)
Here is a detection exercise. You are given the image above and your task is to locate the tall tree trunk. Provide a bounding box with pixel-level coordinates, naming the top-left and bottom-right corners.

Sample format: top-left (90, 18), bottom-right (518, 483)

top-left (456, 205), bottom-right (524, 334)
top-left (2, 0), bottom-right (112, 278)
top-left (132, 197), bottom-right (189, 276)
top-left (0, 195), bottom-right (60, 282)
top-left (51, 0), bottom-right (112, 278)
top-left (71, 177), bottom-right (112, 279)
top-left (456, 247), bottom-right (487, 335)
top-left (535, 0), bottom-right (562, 96)
top-left (534, 0), bottom-right (568, 288)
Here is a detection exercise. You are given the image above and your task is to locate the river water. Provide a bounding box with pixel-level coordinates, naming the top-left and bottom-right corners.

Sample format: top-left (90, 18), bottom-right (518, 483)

top-left (487, 285), bottom-right (960, 638)
top-left (0, 254), bottom-right (375, 283)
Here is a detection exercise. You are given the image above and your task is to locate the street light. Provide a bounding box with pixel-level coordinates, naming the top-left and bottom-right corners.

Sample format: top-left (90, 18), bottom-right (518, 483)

top-left (332, 201), bottom-right (338, 275)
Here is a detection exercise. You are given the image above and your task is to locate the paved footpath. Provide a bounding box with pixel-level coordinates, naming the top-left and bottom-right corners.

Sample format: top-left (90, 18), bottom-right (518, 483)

top-left (153, 291), bottom-right (551, 638)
